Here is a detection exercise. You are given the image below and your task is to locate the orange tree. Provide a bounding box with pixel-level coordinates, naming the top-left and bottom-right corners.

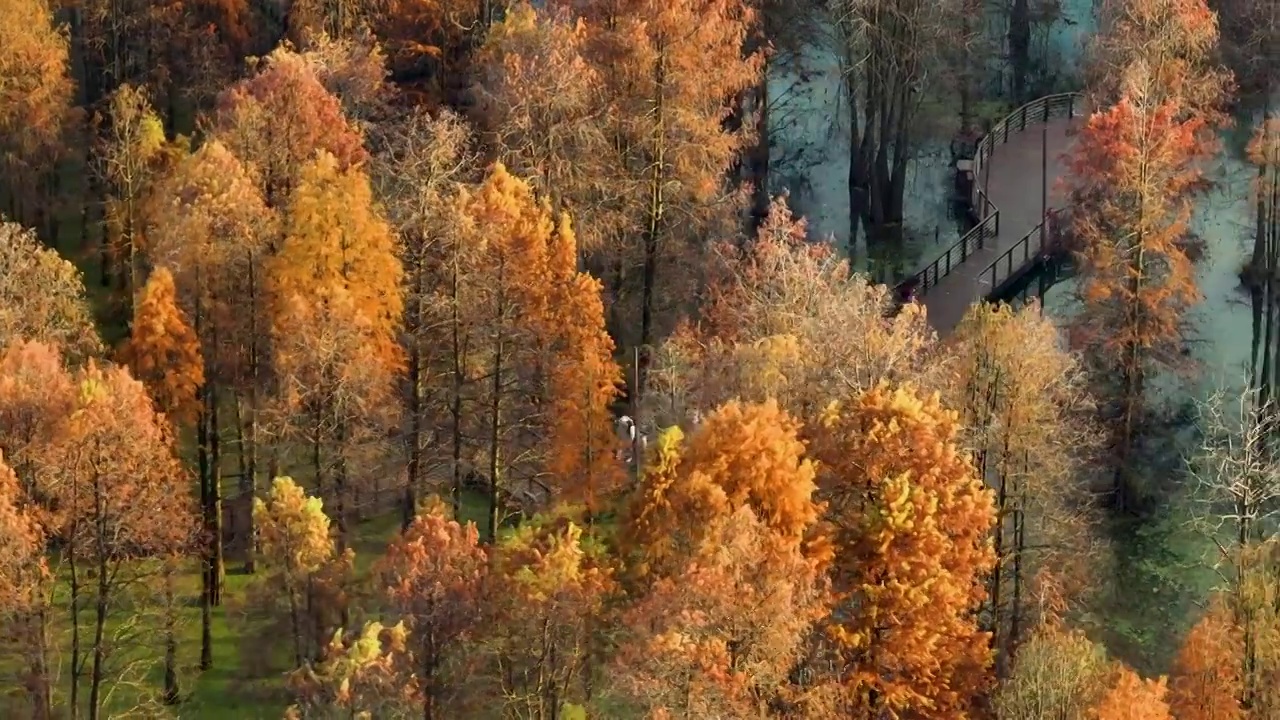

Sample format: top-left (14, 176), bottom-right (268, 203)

top-left (805, 382), bottom-right (996, 718)
top-left (1066, 66), bottom-right (1207, 507)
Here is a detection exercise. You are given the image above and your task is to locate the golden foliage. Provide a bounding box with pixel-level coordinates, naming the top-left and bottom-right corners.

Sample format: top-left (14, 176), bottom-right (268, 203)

top-left (0, 219), bottom-right (102, 362)
top-left (50, 361), bottom-right (196, 556)
top-left (287, 621), bottom-right (417, 719)
top-left (213, 47), bottom-right (368, 207)
top-left (474, 3), bottom-right (622, 253)
top-left (252, 477), bottom-right (354, 669)
top-left (477, 516), bottom-right (614, 717)
top-left (272, 150), bottom-right (405, 372)
top-left (1088, 0), bottom-right (1231, 118)
top-left (807, 382), bottom-right (996, 718)
top-left (552, 0), bottom-right (764, 343)
top-left (1169, 598), bottom-right (1243, 720)
top-left (646, 195), bottom-right (937, 431)
top-left (450, 163), bottom-right (622, 511)
top-left (1091, 667), bottom-right (1173, 720)
top-left (0, 0), bottom-right (75, 193)
top-left (995, 623), bottom-right (1111, 720)
top-left (376, 501), bottom-right (487, 717)
top-left (950, 302), bottom-right (1102, 656)
top-left (118, 267), bottom-right (205, 425)
top-left (614, 505), bottom-right (830, 717)
top-left (0, 452), bottom-right (46, 612)
top-left (624, 399), bottom-right (827, 583)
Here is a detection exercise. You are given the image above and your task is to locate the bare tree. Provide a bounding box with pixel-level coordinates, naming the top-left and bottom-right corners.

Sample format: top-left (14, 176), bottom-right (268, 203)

top-left (1190, 383), bottom-right (1280, 711)
top-left (1191, 384), bottom-right (1280, 584)
top-left (830, 0), bottom-right (961, 249)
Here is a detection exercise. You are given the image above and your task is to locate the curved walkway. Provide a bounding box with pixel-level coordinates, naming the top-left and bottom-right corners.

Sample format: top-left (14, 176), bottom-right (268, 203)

top-left (912, 93), bottom-right (1085, 335)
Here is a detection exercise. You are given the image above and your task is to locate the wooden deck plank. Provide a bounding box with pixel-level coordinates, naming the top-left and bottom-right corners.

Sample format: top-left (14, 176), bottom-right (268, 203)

top-left (921, 114), bottom-right (1082, 335)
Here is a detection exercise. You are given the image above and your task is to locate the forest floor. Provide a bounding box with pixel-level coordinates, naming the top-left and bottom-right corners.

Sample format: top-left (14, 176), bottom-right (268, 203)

top-left (14, 490), bottom-right (491, 719)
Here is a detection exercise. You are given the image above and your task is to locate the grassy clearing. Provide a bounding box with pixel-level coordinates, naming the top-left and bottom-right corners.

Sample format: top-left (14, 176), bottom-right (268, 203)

top-left (3, 490), bottom-right (490, 719)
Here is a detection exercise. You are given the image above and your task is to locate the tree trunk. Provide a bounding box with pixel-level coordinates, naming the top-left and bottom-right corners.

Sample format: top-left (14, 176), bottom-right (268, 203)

top-left (198, 382), bottom-right (213, 670)
top-left (335, 415), bottom-right (350, 551)
top-left (209, 383), bottom-right (224, 606)
top-left (487, 256), bottom-right (507, 543)
top-left (69, 539), bottom-right (82, 720)
top-left (30, 604), bottom-right (52, 718)
top-left (163, 559), bottom-right (180, 705)
top-left (749, 66), bottom-right (771, 231)
top-left (289, 579), bottom-right (304, 670)
top-left (244, 256), bottom-right (261, 573)
top-left (487, 335), bottom-right (504, 543)
top-left (640, 45), bottom-right (669, 355)
top-left (1010, 0), bottom-right (1031, 101)
top-left (88, 476), bottom-right (110, 720)
top-left (450, 255), bottom-right (466, 520)
top-left (406, 336), bottom-right (424, 529)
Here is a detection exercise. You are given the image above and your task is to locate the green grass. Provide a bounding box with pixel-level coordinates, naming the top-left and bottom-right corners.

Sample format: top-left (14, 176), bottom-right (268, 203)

top-left (4, 488), bottom-right (491, 719)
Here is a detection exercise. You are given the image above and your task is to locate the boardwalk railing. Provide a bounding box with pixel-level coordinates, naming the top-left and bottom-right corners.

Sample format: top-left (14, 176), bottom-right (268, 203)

top-left (905, 92), bottom-right (1083, 299)
top-left (982, 207), bottom-right (1068, 293)
top-left (915, 210), bottom-right (998, 294)
top-left (984, 221), bottom-right (1044, 291)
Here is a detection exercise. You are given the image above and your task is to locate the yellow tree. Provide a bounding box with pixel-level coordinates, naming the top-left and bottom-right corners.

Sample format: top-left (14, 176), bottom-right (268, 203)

top-left (286, 0), bottom-right (382, 43)
top-left (644, 195), bottom-right (937, 432)
top-left (93, 84), bottom-right (170, 307)
top-left (0, 219), bottom-right (102, 362)
top-left (455, 162), bottom-right (552, 540)
top-left (949, 302), bottom-right (1101, 668)
top-left (453, 163), bottom-right (619, 538)
top-left (1088, 0), bottom-right (1231, 117)
top-left (806, 382), bottom-right (996, 718)
top-left (212, 47), bottom-right (368, 209)
top-left (271, 293), bottom-right (400, 550)
top-left (994, 622), bottom-right (1111, 720)
top-left (542, 213), bottom-right (624, 514)
top-left (376, 500), bottom-right (488, 720)
top-left (1234, 541), bottom-right (1280, 715)
top-left (271, 149), bottom-right (404, 367)
top-left (473, 3), bottom-right (621, 254)
top-left (47, 361), bottom-right (196, 720)
top-left (475, 513), bottom-right (614, 716)
top-left (0, 452), bottom-right (49, 714)
top-left (369, 107), bottom-right (477, 526)
top-left (118, 267), bottom-right (205, 425)
top-left (251, 477), bottom-right (352, 671)
top-left (0, 341), bottom-right (74, 717)
top-left (269, 150), bottom-right (404, 548)
top-left (617, 398), bottom-right (831, 716)
top-left (0, 453), bottom-right (44, 613)
top-left (286, 621), bottom-right (417, 719)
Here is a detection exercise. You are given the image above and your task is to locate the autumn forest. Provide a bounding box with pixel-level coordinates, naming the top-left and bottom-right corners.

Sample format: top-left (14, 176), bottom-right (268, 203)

top-left (1, 0), bottom-right (1279, 717)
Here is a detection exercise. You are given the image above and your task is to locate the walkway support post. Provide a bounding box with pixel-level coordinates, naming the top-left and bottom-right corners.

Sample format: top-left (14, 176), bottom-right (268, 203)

top-left (1040, 122), bottom-right (1048, 250)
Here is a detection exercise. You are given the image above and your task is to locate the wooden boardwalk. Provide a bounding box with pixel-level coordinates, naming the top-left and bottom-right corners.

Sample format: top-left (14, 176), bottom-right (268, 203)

top-left (908, 93), bottom-right (1085, 335)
